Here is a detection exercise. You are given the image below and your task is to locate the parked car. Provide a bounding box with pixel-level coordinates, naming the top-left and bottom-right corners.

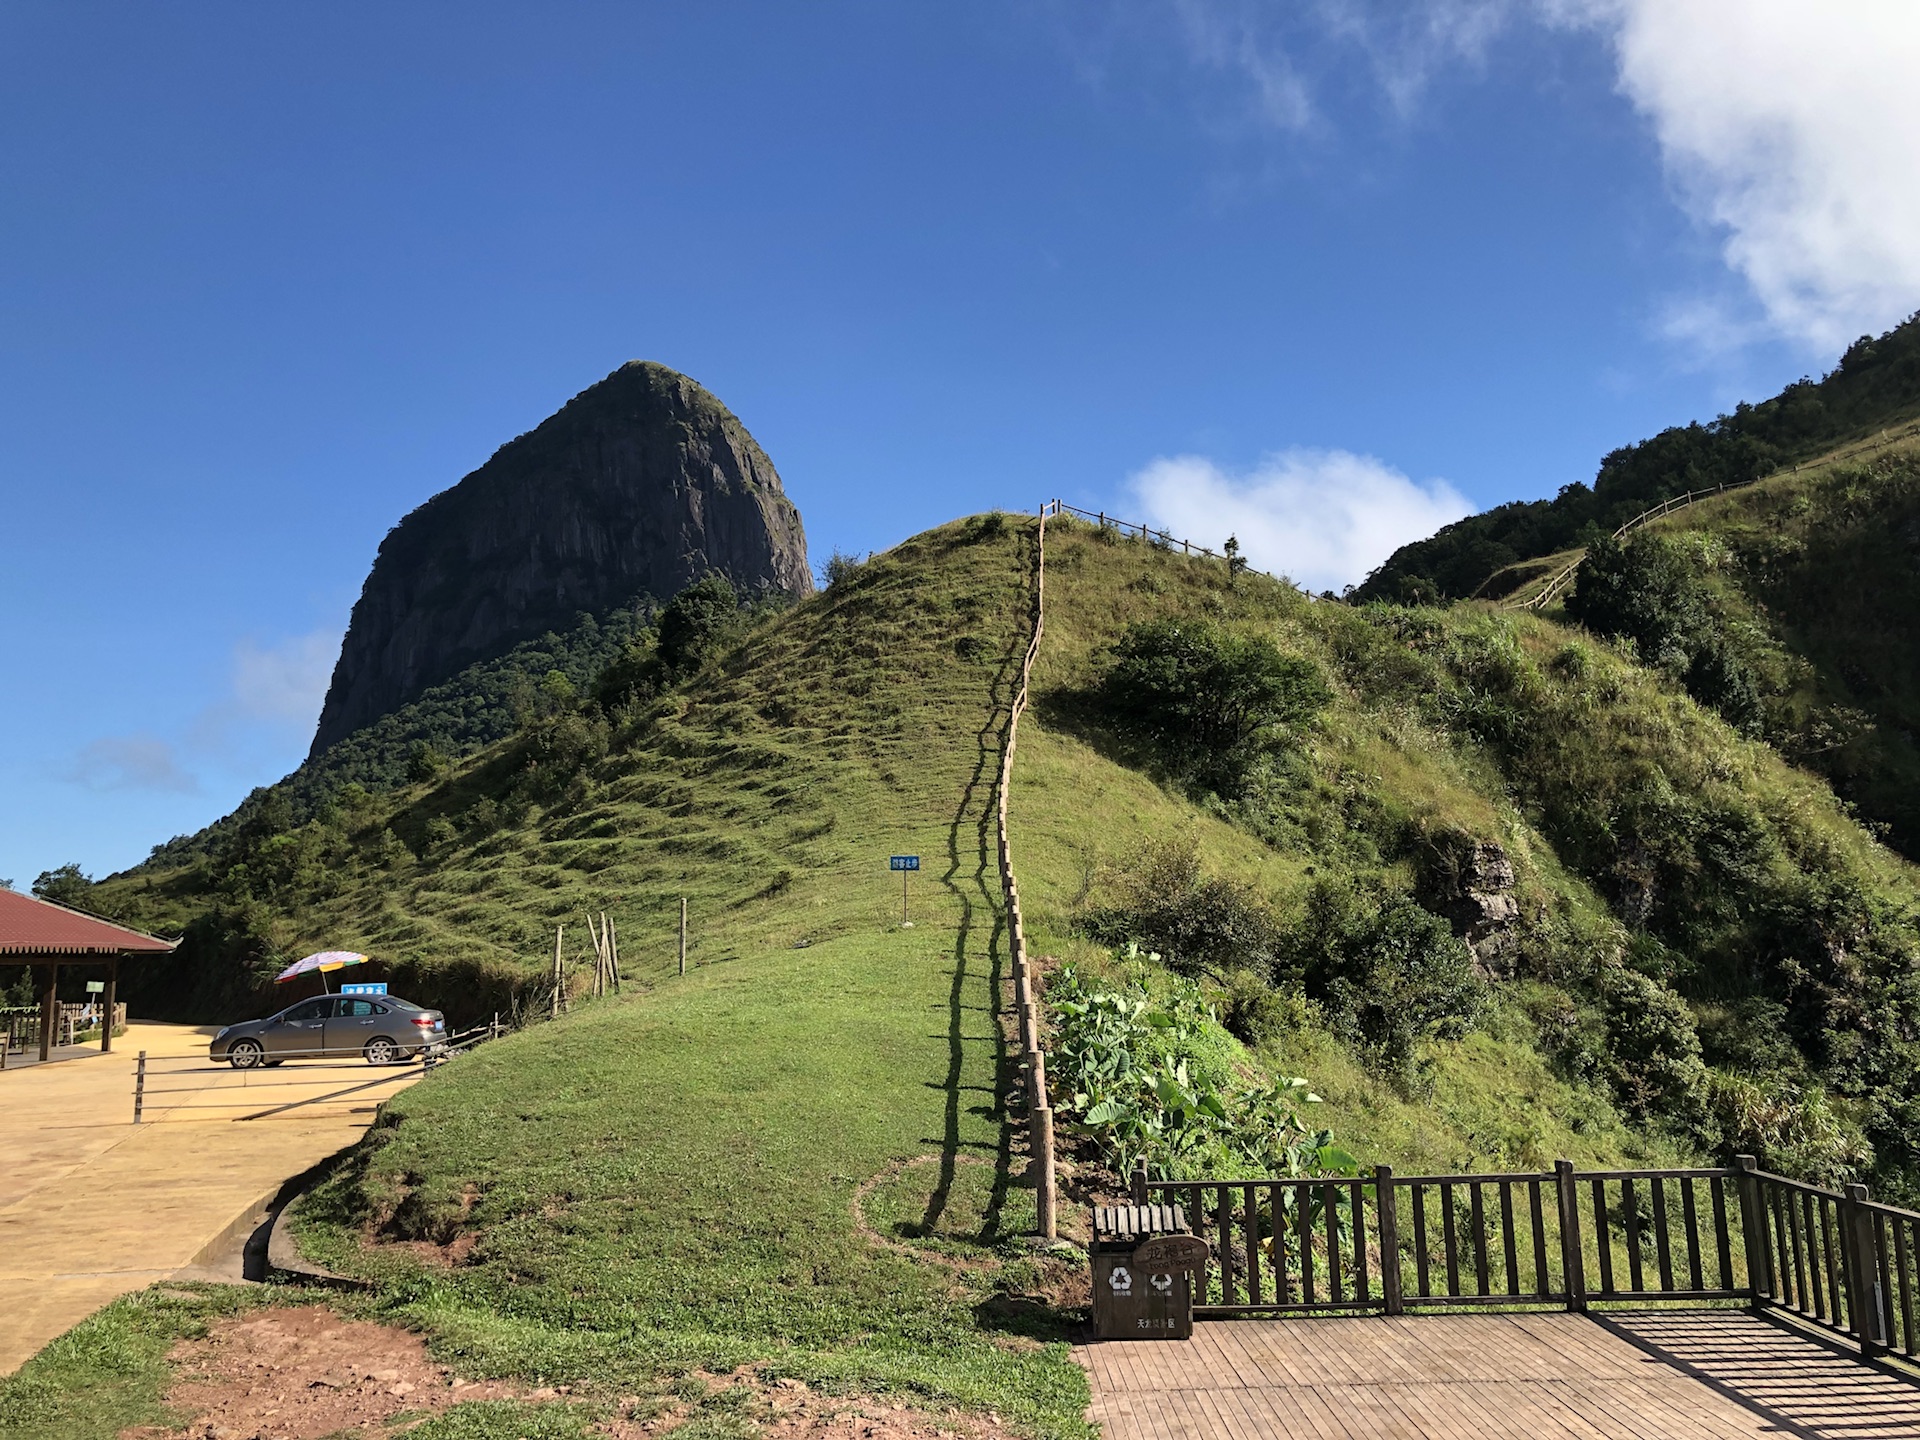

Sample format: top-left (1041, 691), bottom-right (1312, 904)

top-left (210, 994), bottom-right (447, 1068)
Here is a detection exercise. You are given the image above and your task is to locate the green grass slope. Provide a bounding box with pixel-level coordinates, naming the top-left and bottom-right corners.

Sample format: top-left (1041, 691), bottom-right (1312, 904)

top-left (24, 505), bottom-right (1920, 1440)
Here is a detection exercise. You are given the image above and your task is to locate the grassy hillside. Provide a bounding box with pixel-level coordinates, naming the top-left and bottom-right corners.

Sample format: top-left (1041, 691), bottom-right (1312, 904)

top-left (1358, 310), bottom-right (1920, 602)
top-left (22, 504), bottom-right (1920, 1439)
top-left (1544, 433), bottom-right (1920, 867)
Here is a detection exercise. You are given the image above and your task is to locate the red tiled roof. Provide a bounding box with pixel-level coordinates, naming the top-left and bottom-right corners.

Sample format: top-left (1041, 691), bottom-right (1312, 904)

top-left (0, 888), bottom-right (178, 957)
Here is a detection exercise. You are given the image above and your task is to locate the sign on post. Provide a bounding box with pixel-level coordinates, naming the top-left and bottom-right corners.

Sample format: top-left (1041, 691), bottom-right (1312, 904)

top-left (341, 982), bottom-right (388, 996)
top-left (890, 855), bottom-right (919, 924)
top-left (85, 980), bottom-right (105, 994)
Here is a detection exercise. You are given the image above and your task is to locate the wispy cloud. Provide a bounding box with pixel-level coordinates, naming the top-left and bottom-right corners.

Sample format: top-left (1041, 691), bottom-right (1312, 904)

top-left (231, 630), bottom-right (339, 724)
top-left (1127, 447), bottom-right (1471, 592)
top-left (68, 625), bottom-right (342, 795)
top-left (1141, 1), bottom-right (1920, 352)
top-left (65, 735), bottom-right (199, 794)
top-left (1550, 0), bottom-right (1920, 353)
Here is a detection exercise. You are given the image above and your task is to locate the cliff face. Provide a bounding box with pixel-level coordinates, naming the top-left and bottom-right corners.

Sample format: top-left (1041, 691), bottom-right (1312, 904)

top-left (311, 362), bottom-right (811, 756)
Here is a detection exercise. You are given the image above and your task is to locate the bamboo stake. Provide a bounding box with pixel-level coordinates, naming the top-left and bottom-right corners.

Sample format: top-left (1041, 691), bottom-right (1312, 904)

top-left (552, 925), bottom-right (564, 1018)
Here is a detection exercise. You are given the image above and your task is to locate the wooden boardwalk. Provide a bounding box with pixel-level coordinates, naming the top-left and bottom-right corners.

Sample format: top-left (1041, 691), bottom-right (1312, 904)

top-left (1075, 1311), bottom-right (1920, 1439)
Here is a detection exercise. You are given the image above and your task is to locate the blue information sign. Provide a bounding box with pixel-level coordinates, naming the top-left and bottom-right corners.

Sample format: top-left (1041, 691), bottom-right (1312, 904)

top-left (341, 982), bottom-right (388, 996)
top-left (890, 855), bottom-right (920, 871)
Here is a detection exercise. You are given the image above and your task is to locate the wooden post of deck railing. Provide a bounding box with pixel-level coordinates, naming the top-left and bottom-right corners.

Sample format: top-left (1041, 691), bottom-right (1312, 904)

top-left (1376, 1166), bottom-right (1404, 1315)
top-left (1842, 1182), bottom-right (1887, 1354)
top-left (1131, 1159), bottom-right (1149, 1207)
top-left (1733, 1155), bottom-right (1768, 1307)
top-left (1555, 1160), bottom-right (1586, 1312)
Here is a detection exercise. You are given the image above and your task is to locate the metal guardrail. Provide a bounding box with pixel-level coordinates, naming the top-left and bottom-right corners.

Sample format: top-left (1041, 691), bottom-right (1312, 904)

top-left (130, 1021), bottom-right (500, 1123)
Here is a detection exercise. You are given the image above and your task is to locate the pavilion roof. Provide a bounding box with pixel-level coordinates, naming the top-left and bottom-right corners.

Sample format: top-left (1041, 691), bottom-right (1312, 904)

top-left (0, 888), bottom-right (178, 958)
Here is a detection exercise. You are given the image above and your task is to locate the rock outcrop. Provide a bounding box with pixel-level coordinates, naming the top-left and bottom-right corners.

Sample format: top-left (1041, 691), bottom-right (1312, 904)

top-left (311, 363), bottom-right (811, 756)
top-left (1422, 832), bottom-right (1523, 978)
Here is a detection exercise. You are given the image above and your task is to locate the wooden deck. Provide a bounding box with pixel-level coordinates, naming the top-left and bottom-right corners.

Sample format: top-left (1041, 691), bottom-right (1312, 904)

top-left (1075, 1311), bottom-right (1920, 1439)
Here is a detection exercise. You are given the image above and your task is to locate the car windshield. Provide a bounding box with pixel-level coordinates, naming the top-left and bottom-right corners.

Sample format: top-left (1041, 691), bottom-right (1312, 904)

top-left (385, 995), bottom-right (424, 1011)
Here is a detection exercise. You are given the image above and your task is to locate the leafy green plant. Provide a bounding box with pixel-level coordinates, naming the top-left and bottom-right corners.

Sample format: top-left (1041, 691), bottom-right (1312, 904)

top-left (1048, 957), bottom-right (1354, 1181)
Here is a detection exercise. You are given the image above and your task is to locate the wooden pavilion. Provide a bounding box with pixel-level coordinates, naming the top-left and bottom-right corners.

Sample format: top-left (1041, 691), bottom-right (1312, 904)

top-left (0, 888), bottom-right (176, 1061)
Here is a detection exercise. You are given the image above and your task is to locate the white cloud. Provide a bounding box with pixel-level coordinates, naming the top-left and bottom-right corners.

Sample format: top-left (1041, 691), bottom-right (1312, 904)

top-left (65, 735), bottom-right (199, 794)
top-left (1127, 448), bottom-right (1471, 592)
top-left (231, 629), bottom-right (340, 724)
top-left (1553, 0), bottom-right (1920, 352)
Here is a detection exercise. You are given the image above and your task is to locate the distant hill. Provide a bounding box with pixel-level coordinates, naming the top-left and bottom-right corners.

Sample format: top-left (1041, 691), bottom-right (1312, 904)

top-left (310, 361), bottom-right (811, 754)
top-left (1358, 311), bottom-right (1920, 602)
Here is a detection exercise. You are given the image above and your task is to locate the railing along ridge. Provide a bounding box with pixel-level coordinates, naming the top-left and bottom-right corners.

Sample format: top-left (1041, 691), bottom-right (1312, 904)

top-left (1126, 1153), bottom-right (1920, 1362)
top-left (1005, 505), bottom-right (1055, 1237)
top-left (1506, 420), bottom-right (1920, 612)
top-left (1041, 499), bottom-right (1229, 568)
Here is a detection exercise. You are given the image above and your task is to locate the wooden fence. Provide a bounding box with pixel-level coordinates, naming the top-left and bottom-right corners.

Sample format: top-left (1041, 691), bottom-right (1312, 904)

top-left (1004, 507), bottom-right (1054, 1237)
top-left (1507, 419), bottom-right (1920, 611)
top-left (1131, 1155), bottom-right (1920, 1359)
top-left (1042, 500), bottom-right (1231, 567)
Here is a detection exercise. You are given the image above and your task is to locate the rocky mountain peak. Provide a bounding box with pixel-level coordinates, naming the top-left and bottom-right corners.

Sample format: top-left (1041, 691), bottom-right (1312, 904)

top-left (310, 362), bottom-right (811, 756)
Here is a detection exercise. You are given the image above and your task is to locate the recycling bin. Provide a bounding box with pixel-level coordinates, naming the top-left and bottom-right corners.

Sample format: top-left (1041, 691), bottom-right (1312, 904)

top-left (1090, 1203), bottom-right (1207, 1340)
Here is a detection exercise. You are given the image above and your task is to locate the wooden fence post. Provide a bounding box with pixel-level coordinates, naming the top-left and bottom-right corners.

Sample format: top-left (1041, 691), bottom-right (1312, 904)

top-left (1131, 1159), bottom-right (1149, 1206)
top-left (1733, 1154), bottom-right (1768, 1306)
top-left (1555, 1160), bottom-right (1586, 1312)
top-left (551, 926), bottom-right (564, 1019)
top-left (1035, 1106), bottom-right (1056, 1240)
top-left (1029, 1050), bottom-right (1048, 1111)
top-left (132, 1050), bottom-right (147, 1125)
top-left (1377, 1166), bottom-right (1404, 1316)
top-left (1842, 1182), bottom-right (1887, 1354)
top-left (679, 898), bottom-right (688, 977)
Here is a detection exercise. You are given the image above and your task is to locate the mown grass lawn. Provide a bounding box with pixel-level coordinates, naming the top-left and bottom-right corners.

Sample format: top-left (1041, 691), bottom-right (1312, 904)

top-left (288, 921), bottom-right (1087, 1434)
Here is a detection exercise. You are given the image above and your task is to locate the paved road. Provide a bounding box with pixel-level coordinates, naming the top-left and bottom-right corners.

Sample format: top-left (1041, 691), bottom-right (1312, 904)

top-left (0, 1020), bottom-right (419, 1374)
top-left (1077, 1310), bottom-right (1920, 1438)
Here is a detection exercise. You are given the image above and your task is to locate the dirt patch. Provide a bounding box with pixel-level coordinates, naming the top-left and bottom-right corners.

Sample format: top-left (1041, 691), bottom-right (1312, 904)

top-left (120, 1304), bottom-right (524, 1440)
top-left (118, 1309), bottom-right (1030, 1440)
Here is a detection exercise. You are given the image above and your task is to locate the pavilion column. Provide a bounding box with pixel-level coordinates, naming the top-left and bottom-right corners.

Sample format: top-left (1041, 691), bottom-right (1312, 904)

top-left (101, 955), bottom-right (119, 1053)
top-left (37, 962), bottom-right (59, 1062)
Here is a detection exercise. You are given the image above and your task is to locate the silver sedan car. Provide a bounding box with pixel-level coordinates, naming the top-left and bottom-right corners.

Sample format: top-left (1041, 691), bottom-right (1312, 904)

top-left (211, 994), bottom-right (447, 1068)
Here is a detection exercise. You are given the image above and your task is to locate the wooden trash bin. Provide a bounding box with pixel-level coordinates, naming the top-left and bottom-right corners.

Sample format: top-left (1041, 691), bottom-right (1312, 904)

top-left (1090, 1203), bottom-right (1208, 1340)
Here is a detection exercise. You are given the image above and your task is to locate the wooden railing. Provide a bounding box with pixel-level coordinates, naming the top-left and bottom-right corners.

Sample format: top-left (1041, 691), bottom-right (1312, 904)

top-left (1506, 419), bottom-right (1920, 611)
top-left (1041, 500), bottom-right (1229, 568)
top-left (1004, 507), bottom-right (1055, 1237)
top-left (1132, 1155), bottom-right (1920, 1359)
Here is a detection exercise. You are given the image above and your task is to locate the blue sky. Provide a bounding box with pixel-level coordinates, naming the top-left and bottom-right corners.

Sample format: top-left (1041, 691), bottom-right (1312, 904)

top-left (5, 1), bottom-right (1918, 888)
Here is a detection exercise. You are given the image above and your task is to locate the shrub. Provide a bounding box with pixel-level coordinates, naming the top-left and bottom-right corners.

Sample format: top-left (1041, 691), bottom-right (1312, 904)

top-left (1096, 618), bottom-right (1329, 790)
top-left (1702, 1070), bottom-right (1872, 1186)
top-left (1281, 876), bottom-right (1484, 1082)
top-left (817, 549), bottom-right (866, 588)
top-left (1083, 837), bottom-right (1284, 980)
top-left (656, 573), bottom-right (744, 677)
top-left (1597, 965), bottom-right (1707, 1124)
top-left (1220, 970), bottom-right (1303, 1048)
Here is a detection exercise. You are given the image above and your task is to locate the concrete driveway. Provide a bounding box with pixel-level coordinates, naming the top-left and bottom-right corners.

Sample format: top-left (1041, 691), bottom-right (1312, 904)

top-left (0, 1020), bottom-right (420, 1374)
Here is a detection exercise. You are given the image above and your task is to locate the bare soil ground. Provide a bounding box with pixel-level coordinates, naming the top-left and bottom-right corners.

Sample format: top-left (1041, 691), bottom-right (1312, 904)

top-left (118, 1305), bottom-right (1026, 1440)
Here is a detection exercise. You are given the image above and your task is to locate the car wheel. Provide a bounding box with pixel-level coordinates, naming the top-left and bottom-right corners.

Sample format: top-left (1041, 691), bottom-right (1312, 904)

top-left (364, 1036), bottom-right (398, 1066)
top-left (228, 1039), bottom-right (264, 1070)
